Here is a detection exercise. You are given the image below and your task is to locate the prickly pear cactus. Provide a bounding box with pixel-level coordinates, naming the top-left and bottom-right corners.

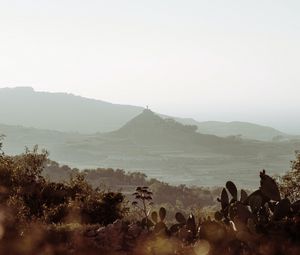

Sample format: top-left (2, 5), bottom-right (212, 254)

top-left (260, 170), bottom-right (281, 201)
top-left (151, 207), bottom-right (168, 234)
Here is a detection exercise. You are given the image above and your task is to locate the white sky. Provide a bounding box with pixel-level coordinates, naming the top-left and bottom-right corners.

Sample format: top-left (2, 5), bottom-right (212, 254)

top-left (0, 0), bottom-right (300, 133)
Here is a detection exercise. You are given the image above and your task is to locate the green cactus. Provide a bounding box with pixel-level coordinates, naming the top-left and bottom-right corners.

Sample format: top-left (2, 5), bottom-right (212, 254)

top-left (186, 214), bottom-right (197, 237)
top-left (226, 181), bottom-right (238, 201)
top-left (260, 170), bottom-right (281, 201)
top-left (175, 212), bottom-right (186, 224)
top-left (273, 198), bottom-right (291, 220)
top-left (170, 212), bottom-right (200, 243)
top-left (169, 212), bottom-right (186, 234)
top-left (240, 189), bottom-right (248, 203)
top-left (249, 194), bottom-right (262, 214)
top-left (151, 211), bottom-right (158, 223)
top-left (148, 207), bottom-right (168, 234)
top-left (221, 188), bottom-right (229, 210)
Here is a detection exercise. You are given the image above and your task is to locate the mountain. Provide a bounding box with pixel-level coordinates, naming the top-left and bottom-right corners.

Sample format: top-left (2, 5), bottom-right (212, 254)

top-left (0, 87), bottom-right (143, 133)
top-left (109, 109), bottom-right (203, 146)
top-left (107, 109), bottom-right (247, 152)
top-left (0, 87), bottom-right (294, 141)
top-left (0, 123), bottom-right (86, 163)
top-left (174, 118), bottom-right (289, 141)
top-left (196, 121), bottom-right (289, 141)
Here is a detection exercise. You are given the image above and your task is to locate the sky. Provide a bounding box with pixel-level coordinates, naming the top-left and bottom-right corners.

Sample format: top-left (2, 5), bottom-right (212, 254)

top-left (0, 0), bottom-right (300, 133)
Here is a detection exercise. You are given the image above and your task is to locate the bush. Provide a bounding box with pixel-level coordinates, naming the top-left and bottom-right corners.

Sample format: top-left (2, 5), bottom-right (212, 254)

top-left (279, 152), bottom-right (300, 202)
top-left (0, 147), bottom-right (127, 226)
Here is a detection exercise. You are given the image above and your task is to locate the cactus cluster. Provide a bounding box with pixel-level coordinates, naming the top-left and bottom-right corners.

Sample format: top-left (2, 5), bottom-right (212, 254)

top-left (139, 206), bottom-right (227, 247)
top-left (150, 208), bottom-right (188, 237)
top-left (215, 170), bottom-right (300, 237)
top-left (129, 170), bottom-right (300, 254)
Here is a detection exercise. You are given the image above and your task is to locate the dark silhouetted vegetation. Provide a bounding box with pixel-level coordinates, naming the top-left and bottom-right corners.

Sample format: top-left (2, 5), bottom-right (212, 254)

top-left (0, 139), bottom-right (299, 254)
top-left (279, 152), bottom-right (300, 202)
top-left (43, 160), bottom-right (217, 213)
top-left (0, 147), bottom-right (127, 226)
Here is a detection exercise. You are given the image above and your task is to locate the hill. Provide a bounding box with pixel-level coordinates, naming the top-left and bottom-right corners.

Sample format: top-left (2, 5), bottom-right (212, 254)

top-left (175, 118), bottom-right (289, 141)
top-left (1, 110), bottom-right (299, 188)
top-left (0, 87), bottom-right (142, 133)
top-left (0, 123), bottom-right (87, 165)
top-left (109, 109), bottom-right (208, 146)
top-left (196, 121), bottom-right (288, 141)
top-left (0, 87), bottom-right (295, 141)
top-left (2, 110), bottom-right (298, 188)
top-left (1, 94), bottom-right (299, 188)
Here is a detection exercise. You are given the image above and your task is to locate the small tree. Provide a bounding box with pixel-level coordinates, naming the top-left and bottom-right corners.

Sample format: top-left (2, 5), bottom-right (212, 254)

top-left (132, 186), bottom-right (153, 229)
top-left (279, 152), bottom-right (300, 202)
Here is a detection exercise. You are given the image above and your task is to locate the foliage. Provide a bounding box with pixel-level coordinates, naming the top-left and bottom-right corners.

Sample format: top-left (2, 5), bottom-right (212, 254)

top-left (279, 152), bottom-right (300, 202)
top-left (43, 162), bottom-right (216, 212)
top-left (0, 134), bottom-right (4, 153)
top-left (124, 170), bottom-right (300, 254)
top-left (132, 186), bottom-right (153, 229)
top-left (0, 146), bottom-right (300, 254)
top-left (0, 147), bottom-right (127, 226)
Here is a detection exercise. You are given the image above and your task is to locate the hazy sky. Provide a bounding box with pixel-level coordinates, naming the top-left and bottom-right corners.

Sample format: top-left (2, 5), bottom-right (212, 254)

top-left (0, 1), bottom-right (300, 133)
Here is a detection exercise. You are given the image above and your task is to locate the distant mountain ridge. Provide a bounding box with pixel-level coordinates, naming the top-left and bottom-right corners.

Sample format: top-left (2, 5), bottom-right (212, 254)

top-left (0, 86), bottom-right (293, 141)
top-left (196, 121), bottom-right (287, 141)
top-left (175, 118), bottom-right (289, 141)
top-left (0, 87), bottom-right (143, 133)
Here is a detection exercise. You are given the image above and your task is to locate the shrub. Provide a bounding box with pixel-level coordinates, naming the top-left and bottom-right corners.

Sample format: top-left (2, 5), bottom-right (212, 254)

top-left (0, 147), bottom-right (127, 226)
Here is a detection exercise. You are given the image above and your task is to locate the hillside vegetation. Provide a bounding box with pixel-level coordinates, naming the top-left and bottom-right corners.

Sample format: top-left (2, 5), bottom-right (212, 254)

top-left (43, 159), bottom-right (217, 213)
top-left (1, 109), bottom-right (299, 189)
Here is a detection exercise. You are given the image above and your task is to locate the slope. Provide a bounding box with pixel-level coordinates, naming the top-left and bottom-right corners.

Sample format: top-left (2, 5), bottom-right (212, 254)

top-left (0, 87), bottom-right (142, 133)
